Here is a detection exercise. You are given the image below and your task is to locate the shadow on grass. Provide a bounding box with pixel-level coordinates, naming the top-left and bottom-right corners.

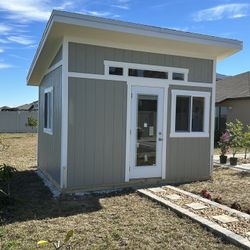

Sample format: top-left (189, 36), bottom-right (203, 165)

top-left (1, 168), bottom-right (134, 225)
top-left (229, 170), bottom-right (250, 178)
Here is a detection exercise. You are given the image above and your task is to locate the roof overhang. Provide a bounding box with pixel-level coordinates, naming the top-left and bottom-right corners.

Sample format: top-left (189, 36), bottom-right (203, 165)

top-left (27, 10), bottom-right (243, 86)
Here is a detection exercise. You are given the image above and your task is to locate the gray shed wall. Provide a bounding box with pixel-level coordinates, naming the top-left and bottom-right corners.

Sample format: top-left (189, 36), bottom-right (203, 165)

top-left (0, 111), bottom-right (37, 133)
top-left (68, 43), bottom-right (213, 83)
top-left (38, 66), bottom-right (62, 185)
top-left (67, 78), bottom-right (127, 189)
top-left (166, 85), bottom-right (212, 182)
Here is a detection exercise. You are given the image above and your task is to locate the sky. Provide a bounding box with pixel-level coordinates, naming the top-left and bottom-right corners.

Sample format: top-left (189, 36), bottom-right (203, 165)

top-left (0, 0), bottom-right (249, 107)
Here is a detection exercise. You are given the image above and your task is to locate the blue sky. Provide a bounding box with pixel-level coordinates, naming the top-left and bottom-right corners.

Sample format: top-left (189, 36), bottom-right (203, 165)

top-left (0, 0), bottom-right (249, 107)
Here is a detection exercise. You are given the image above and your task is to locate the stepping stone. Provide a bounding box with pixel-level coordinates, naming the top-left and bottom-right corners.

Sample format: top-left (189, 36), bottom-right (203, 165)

top-left (212, 214), bottom-right (238, 223)
top-left (148, 187), bottom-right (166, 193)
top-left (186, 202), bottom-right (208, 210)
top-left (165, 194), bottom-right (181, 200)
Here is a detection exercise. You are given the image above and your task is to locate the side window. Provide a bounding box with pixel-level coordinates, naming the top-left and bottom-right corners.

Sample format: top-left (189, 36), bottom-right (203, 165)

top-left (44, 87), bottom-right (53, 134)
top-left (171, 90), bottom-right (210, 137)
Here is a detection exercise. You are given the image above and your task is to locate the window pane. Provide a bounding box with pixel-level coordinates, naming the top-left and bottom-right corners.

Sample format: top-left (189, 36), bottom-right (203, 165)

top-left (129, 69), bottom-right (168, 79)
top-left (173, 72), bottom-right (184, 81)
top-left (109, 67), bottom-right (123, 76)
top-left (175, 96), bottom-right (190, 132)
top-left (44, 93), bottom-right (48, 128)
top-left (192, 97), bottom-right (204, 132)
top-left (48, 93), bottom-right (51, 129)
top-left (136, 95), bottom-right (157, 166)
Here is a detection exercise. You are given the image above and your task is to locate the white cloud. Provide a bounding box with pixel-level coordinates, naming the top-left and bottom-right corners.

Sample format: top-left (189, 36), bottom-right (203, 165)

top-left (0, 38), bottom-right (9, 44)
top-left (193, 3), bottom-right (250, 22)
top-left (7, 35), bottom-right (35, 45)
top-left (112, 4), bottom-right (129, 10)
top-left (0, 48), bottom-right (4, 53)
top-left (80, 9), bottom-right (112, 17)
top-left (0, 63), bottom-right (12, 69)
top-left (0, 0), bottom-right (78, 22)
top-left (0, 24), bottom-right (12, 33)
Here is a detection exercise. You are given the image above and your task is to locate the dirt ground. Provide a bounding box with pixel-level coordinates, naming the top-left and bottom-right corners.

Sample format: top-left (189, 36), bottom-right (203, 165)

top-left (179, 167), bottom-right (250, 214)
top-left (0, 134), bottom-right (240, 249)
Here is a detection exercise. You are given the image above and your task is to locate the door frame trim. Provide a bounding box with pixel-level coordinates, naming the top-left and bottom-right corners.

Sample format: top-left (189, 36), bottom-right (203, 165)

top-left (125, 79), bottom-right (169, 182)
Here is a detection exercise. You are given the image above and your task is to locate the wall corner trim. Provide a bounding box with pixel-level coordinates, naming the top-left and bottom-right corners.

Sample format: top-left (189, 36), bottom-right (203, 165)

top-left (60, 37), bottom-right (69, 189)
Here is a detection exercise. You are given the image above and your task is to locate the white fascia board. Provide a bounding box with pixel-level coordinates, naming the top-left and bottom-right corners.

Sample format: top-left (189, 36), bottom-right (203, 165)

top-left (53, 11), bottom-right (242, 50)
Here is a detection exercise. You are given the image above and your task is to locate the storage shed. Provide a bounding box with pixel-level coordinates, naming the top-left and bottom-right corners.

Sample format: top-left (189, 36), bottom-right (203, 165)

top-left (27, 10), bottom-right (242, 192)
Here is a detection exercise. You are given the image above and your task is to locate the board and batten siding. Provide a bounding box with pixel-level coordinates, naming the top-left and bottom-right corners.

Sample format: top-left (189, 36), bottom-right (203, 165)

top-left (38, 66), bottom-right (62, 185)
top-left (166, 85), bottom-right (212, 183)
top-left (68, 43), bottom-right (213, 83)
top-left (67, 78), bottom-right (127, 189)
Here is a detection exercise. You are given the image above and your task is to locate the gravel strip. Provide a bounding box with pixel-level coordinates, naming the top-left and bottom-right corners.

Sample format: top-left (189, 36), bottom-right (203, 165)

top-left (148, 187), bottom-right (250, 240)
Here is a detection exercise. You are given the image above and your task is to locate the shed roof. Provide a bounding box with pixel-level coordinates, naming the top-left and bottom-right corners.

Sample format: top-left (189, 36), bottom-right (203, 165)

top-left (216, 71), bottom-right (250, 103)
top-left (27, 10), bottom-right (243, 85)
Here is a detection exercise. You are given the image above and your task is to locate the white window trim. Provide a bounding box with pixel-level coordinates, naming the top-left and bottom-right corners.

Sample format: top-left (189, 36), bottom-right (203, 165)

top-left (170, 90), bottom-right (210, 138)
top-left (104, 60), bottom-right (189, 81)
top-left (43, 86), bottom-right (53, 135)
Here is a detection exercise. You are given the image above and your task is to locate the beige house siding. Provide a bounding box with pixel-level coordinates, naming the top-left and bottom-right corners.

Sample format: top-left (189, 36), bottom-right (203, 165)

top-left (218, 99), bottom-right (250, 128)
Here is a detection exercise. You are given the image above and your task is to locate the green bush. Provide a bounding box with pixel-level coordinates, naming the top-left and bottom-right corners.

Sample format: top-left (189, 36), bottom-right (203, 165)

top-left (226, 120), bottom-right (244, 158)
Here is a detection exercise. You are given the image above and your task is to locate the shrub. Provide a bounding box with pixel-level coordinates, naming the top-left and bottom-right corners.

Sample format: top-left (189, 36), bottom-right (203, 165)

top-left (0, 164), bottom-right (17, 197)
top-left (242, 125), bottom-right (250, 159)
top-left (26, 116), bottom-right (38, 130)
top-left (218, 131), bottom-right (230, 156)
top-left (226, 120), bottom-right (244, 157)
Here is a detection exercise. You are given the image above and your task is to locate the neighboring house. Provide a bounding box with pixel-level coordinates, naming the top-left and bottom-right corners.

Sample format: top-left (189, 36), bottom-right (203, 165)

top-left (215, 71), bottom-right (250, 140)
top-left (0, 101), bottom-right (38, 133)
top-left (27, 10), bottom-right (242, 192)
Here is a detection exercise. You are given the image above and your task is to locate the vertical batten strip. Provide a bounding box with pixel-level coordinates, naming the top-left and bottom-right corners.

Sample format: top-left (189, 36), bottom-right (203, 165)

top-left (61, 38), bottom-right (69, 189)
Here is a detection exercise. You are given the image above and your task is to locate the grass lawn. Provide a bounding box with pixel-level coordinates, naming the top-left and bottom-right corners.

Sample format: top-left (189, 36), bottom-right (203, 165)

top-left (0, 134), bottom-right (240, 249)
top-left (179, 167), bottom-right (250, 214)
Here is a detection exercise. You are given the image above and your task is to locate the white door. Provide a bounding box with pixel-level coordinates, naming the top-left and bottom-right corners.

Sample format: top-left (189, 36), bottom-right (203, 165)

top-left (130, 86), bottom-right (164, 179)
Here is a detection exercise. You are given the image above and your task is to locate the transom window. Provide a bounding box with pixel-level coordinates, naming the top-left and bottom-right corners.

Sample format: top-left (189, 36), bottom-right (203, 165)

top-left (104, 61), bottom-right (188, 81)
top-left (109, 66), bottom-right (123, 76)
top-left (171, 90), bottom-right (210, 137)
top-left (128, 69), bottom-right (168, 79)
top-left (44, 87), bottom-right (53, 134)
top-left (173, 72), bottom-right (185, 81)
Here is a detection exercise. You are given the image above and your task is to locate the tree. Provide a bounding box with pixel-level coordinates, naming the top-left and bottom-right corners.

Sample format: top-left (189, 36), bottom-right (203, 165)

top-left (242, 125), bottom-right (250, 159)
top-left (26, 116), bottom-right (38, 130)
top-left (226, 120), bottom-right (244, 158)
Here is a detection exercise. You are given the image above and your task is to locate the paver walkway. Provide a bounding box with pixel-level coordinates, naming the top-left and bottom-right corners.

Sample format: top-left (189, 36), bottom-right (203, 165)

top-left (139, 185), bottom-right (250, 249)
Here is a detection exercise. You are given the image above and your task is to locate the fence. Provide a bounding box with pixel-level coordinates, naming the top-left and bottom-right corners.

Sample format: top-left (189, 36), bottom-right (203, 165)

top-left (0, 111), bottom-right (38, 133)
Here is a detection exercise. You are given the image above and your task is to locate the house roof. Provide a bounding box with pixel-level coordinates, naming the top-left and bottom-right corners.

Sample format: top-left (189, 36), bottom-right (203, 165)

top-left (0, 101), bottom-right (38, 111)
top-left (216, 71), bottom-right (250, 103)
top-left (27, 10), bottom-right (243, 85)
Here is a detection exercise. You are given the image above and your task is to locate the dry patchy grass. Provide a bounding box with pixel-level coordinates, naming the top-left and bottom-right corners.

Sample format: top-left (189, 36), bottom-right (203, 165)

top-left (179, 167), bottom-right (250, 213)
top-left (0, 134), bottom-right (240, 249)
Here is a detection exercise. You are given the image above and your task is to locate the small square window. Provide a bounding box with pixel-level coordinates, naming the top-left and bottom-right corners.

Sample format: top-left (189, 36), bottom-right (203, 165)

top-left (173, 72), bottom-right (185, 81)
top-left (109, 67), bottom-right (123, 76)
